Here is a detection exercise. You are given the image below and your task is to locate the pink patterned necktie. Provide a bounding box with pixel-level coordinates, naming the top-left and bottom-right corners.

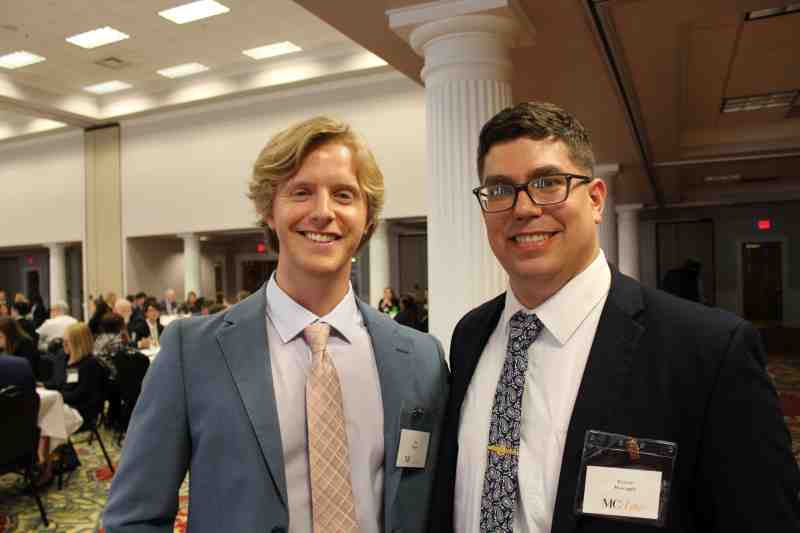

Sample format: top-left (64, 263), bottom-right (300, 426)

top-left (304, 322), bottom-right (360, 533)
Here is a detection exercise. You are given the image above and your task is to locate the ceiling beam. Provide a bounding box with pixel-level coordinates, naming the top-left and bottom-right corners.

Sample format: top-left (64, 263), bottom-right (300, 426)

top-left (585, 0), bottom-right (665, 206)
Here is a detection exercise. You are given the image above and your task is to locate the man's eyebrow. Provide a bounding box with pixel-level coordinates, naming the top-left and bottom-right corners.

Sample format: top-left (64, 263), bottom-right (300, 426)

top-left (484, 165), bottom-right (567, 185)
top-left (483, 174), bottom-right (512, 186)
top-left (527, 165), bottom-right (566, 178)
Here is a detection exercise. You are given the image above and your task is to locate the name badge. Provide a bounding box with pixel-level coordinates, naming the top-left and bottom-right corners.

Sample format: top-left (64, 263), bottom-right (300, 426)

top-left (66, 370), bottom-right (79, 384)
top-left (575, 430), bottom-right (677, 527)
top-left (582, 466), bottom-right (662, 519)
top-left (396, 429), bottom-right (430, 468)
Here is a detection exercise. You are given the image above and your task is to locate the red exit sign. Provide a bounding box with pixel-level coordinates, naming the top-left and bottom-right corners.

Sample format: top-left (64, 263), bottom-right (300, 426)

top-left (757, 219), bottom-right (771, 230)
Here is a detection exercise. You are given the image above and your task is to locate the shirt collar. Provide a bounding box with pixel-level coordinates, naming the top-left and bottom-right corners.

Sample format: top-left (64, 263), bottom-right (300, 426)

top-left (504, 249), bottom-right (611, 346)
top-left (265, 273), bottom-right (362, 345)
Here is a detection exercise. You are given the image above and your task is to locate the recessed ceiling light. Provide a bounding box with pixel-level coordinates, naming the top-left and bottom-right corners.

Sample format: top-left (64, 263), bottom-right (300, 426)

top-left (83, 80), bottom-right (132, 94)
top-left (157, 62), bottom-right (210, 78)
top-left (159, 0), bottom-right (230, 24)
top-left (722, 90), bottom-right (798, 113)
top-left (66, 27), bottom-right (130, 49)
top-left (0, 50), bottom-right (46, 69)
top-left (242, 41), bottom-right (302, 60)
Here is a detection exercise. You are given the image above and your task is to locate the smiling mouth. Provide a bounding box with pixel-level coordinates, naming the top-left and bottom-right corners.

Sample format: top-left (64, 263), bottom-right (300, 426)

top-left (301, 231), bottom-right (339, 243)
top-left (511, 232), bottom-right (557, 244)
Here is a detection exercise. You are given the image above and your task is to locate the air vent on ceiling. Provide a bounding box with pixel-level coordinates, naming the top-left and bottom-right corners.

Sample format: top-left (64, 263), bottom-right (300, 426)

top-left (746, 3), bottom-right (800, 20)
top-left (722, 90), bottom-right (798, 113)
top-left (95, 56), bottom-right (129, 70)
top-left (704, 174), bottom-right (741, 183)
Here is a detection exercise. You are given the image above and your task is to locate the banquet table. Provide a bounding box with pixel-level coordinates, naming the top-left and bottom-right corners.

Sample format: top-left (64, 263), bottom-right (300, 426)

top-left (36, 388), bottom-right (83, 449)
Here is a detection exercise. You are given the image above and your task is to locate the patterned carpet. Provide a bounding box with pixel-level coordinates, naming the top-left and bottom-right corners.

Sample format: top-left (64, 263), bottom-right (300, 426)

top-left (0, 427), bottom-right (188, 532)
top-left (1, 355), bottom-right (798, 531)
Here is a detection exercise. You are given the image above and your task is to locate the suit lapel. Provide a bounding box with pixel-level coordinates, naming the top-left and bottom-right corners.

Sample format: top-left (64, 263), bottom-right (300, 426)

top-left (357, 300), bottom-right (413, 532)
top-left (216, 288), bottom-right (288, 508)
top-left (551, 270), bottom-right (645, 533)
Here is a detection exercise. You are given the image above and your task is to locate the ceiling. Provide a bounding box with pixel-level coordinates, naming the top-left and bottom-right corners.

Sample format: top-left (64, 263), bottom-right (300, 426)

top-left (2, 0), bottom-right (799, 207)
top-left (0, 0), bottom-right (387, 137)
top-left (296, 0), bottom-right (800, 206)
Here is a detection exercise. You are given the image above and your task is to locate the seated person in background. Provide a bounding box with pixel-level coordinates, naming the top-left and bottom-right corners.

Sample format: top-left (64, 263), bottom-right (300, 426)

top-left (104, 292), bottom-right (118, 309)
top-left (62, 322), bottom-right (105, 427)
top-left (112, 298), bottom-right (134, 329)
top-left (36, 322), bottom-right (92, 487)
top-left (36, 300), bottom-right (78, 351)
top-left (183, 291), bottom-right (200, 314)
top-left (130, 300), bottom-right (163, 349)
top-left (395, 294), bottom-right (424, 332)
top-left (131, 292), bottom-right (147, 323)
top-left (12, 301), bottom-right (39, 345)
top-left (377, 287), bottom-right (399, 317)
top-left (0, 302), bottom-right (9, 317)
top-left (160, 289), bottom-right (179, 315)
top-left (0, 316), bottom-right (40, 380)
top-left (88, 297), bottom-right (111, 337)
top-left (93, 312), bottom-right (128, 378)
top-left (0, 351), bottom-right (36, 392)
top-left (29, 293), bottom-right (48, 329)
top-left (93, 312), bottom-right (128, 429)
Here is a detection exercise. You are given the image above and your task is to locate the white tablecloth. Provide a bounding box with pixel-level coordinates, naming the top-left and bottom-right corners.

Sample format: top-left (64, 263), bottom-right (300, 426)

top-left (36, 388), bottom-right (83, 449)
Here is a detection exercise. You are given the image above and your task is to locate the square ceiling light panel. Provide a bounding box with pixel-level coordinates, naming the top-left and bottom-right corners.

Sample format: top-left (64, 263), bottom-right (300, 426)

top-left (157, 62), bottom-right (210, 78)
top-left (84, 80), bottom-right (133, 94)
top-left (159, 0), bottom-right (230, 24)
top-left (66, 27), bottom-right (130, 49)
top-left (242, 41), bottom-right (302, 60)
top-left (722, 91), bottom-right (798, 112)
top-left (0, 51), bottom-right (46, 69)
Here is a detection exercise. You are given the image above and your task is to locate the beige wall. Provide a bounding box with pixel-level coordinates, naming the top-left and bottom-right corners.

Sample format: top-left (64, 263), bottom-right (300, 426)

top-left (120, 72), bottom-right (427, 238)
top-left (0, 130), bottom-right (84, 247)
top-left (125, 237), bottom-right (222, 300)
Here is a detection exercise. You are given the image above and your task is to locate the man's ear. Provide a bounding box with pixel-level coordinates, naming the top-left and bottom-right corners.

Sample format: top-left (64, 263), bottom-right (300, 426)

top-left (588, 178), bottom-right (608, 225)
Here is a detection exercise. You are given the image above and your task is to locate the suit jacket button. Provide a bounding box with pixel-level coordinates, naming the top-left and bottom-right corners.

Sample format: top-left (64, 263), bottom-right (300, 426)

top-left (271, 527), bottom-right (286, 533)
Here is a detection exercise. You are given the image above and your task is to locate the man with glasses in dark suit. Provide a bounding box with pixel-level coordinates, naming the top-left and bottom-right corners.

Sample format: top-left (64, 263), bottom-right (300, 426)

top-left (429, 101), bottom-right (798, 533)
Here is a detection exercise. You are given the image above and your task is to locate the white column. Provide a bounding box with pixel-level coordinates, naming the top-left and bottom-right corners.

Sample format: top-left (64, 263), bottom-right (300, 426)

top-left (615, 204), bottom-right (643, 280)
top-left (369, 220), bottom-right (391, 307)
top-left (389, 5), bottom-right (531, 353)
top-left (596, 164), bottom-right (620, 268)
top-left (46, 242), bottom-right (67, 307)
top-left (179, 233), bottom-right (201, 297)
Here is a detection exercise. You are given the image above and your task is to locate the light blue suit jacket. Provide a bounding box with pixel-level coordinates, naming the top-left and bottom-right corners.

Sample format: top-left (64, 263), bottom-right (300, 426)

top-left (103, 286), bottom-right (449, 532)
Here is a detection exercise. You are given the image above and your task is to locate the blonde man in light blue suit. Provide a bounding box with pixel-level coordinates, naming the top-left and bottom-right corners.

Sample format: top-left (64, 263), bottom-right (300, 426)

top-left (104, 117), bottom-right (449, 533)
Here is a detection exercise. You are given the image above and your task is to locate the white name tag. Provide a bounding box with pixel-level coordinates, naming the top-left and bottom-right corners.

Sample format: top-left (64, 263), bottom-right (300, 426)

top-left (395, 429), bottom-right (430, 469)
top-left (66, 371), bottom-right (79, 384)
top-left (582, 466), bottom-right (662, 520)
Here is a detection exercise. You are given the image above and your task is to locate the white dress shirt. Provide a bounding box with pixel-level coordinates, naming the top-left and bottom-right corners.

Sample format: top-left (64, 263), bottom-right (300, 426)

top-left (265, 275), bottom-right (384, 533)
top-left (455, 250), bottom-right (611, 533)
top-left (36, 314), bottom-right (77, 348)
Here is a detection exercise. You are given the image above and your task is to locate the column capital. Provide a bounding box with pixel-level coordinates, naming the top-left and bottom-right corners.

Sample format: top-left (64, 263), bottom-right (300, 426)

top-left (388, 1), bottom-right (534, 85)
top-left (594, 163), bottom-right (620, 179)
top-left (177, 232), bottom-right (199, 242)
top-left (615, 203), bottom-right (644, 215)
top-left (44, 242), bottom-right (67, 250)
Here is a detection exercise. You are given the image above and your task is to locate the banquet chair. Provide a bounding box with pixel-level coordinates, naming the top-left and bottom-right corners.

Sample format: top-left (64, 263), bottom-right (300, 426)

top-left (0, 385), bottom-right (49, 526)
top-left (112, 349), bottom-right (150, 445)
top-left (58, 360), bottom-right (115, 489)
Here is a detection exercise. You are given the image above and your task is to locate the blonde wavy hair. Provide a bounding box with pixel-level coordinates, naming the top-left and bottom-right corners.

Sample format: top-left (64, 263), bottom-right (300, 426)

top-left (64, 322), bottom-right (94, 363)
top-left (247, 116), bottom-right (385, 252)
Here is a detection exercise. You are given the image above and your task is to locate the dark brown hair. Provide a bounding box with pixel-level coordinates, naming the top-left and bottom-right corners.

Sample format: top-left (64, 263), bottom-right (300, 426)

top-left (477, 101), bottom-right (595, 181)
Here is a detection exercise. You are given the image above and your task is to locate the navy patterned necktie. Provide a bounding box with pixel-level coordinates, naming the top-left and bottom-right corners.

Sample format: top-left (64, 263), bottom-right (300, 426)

top-left (480, 310), bottom-right (544, 533)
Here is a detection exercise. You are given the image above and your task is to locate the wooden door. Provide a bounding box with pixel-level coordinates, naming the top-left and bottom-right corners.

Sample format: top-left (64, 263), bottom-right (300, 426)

top-left (742, 242), bottom-right (782, 322)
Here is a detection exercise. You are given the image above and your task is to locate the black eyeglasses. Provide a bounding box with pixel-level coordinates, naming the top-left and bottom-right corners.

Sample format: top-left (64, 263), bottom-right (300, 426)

top-left (472, 173), bottom-right (593, 213)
